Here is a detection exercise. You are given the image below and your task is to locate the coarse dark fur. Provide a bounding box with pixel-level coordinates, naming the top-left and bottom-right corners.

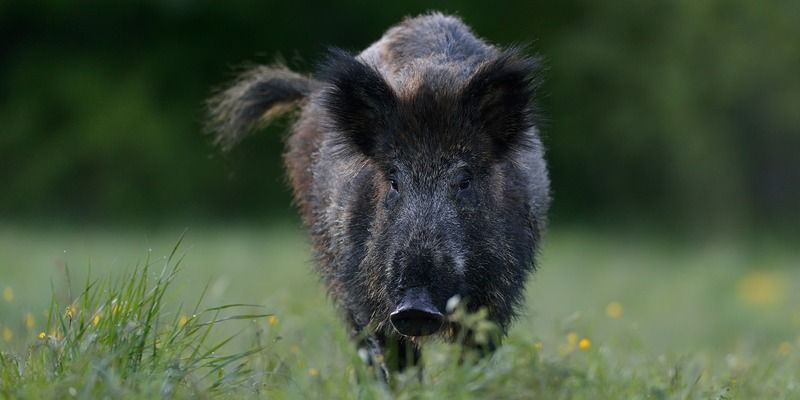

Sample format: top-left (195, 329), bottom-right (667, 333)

top-left (207, 12), bottom-right (550, 379)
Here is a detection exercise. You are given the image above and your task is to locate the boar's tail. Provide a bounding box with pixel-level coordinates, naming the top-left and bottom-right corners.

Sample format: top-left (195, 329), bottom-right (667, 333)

top-left (206, 65), bottom-right (319, 150)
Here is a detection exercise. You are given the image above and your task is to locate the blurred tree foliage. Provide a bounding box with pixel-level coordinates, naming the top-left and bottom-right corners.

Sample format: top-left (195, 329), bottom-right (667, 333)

top-left (1, 1), bottom-right (798, 232)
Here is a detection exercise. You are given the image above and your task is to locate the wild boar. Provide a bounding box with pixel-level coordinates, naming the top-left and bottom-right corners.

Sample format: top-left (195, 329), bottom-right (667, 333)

top-left (207, 12), bottom-right (550, 378)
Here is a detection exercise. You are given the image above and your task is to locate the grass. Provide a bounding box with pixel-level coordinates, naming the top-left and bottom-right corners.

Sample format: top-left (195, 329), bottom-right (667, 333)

top-left (0, 224), bottom-right (798, 399)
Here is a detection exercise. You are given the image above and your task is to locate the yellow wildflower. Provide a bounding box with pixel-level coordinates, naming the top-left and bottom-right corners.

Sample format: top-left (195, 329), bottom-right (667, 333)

top-left (38, 331), bottom-right (46, 340)
top-left (24, 313), bottom-right (35, 331)
top-left (2, 327), bottom-right (12, 342)
top-left (778, 342), bottom-right (793, 356)
top-left (308, 368), bottom-right (320, 377)
top-left (178, 315), bottom-right (190, 328)
top-left (566, 332), bottom-right (579, 346)
top-left (559, 332), bottom-right (580, 356)
top-left (92, 314), bottom-right (101, 327)
top-left (736, 271), bottom-right (786, 306)
top-left (2, 287), bottom-right (12, 302)
top-left (579, 338), bottom-right (591, 350)
top-left (606, 302), bottom-right (623, 319)
top-left (65, 304), bottom-right (77, 319)
top-left (269, 315), bottom-right (279, 327)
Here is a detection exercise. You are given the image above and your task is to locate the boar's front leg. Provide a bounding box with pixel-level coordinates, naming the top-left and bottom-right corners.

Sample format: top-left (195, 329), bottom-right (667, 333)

top-left (452, 323), bottom-right (502, 362)
top-left (357, 334), bottom-right (390, 383)
top-left (357, 332), bottom-right (421, 384)
top-left (382, 334), bottom-right (421, 372)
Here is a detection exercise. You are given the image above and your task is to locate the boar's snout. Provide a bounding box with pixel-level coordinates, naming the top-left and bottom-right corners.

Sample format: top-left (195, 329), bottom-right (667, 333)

top-left (390, 286), bottom-right (444, 337)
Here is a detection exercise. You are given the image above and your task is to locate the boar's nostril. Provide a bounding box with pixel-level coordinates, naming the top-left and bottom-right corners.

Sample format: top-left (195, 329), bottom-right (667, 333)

top-left (390, 308), bottom-right (443, 337)
top-left (390, 286), bottom-right (444, 337)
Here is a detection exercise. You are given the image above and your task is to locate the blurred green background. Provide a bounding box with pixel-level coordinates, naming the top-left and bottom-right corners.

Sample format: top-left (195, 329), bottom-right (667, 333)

top-left (2, 0), bottom-right (798, 236)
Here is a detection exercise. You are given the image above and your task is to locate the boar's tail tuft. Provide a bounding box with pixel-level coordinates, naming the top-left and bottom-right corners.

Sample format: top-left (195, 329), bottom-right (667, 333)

top-left (206, 65), bottom-right (319, 150)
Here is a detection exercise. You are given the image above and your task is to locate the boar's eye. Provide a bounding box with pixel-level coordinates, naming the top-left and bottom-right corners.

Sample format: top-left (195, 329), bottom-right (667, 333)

top-left (458, 175), bottom-right (471, 191)
top-left (388, 170), bottom-right (399, 192)
top-left (384, 169), bottom-right (400, 208)
top-left (456, 170), bottom-right (472, 192)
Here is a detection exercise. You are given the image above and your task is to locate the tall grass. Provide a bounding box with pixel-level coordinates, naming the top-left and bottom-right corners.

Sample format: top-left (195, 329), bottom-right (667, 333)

top-left (0, 237), bottom-right (278, 399)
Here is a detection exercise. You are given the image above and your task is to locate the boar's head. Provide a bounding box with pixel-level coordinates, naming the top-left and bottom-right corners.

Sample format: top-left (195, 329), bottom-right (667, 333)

top-left (318, 48), bottom-right (548, 338)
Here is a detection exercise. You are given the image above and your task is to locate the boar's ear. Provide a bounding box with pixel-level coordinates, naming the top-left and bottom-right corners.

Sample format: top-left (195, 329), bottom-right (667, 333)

top-left (317, 49), bottom-right (398, 157)
top-left (461, 49), bottom-right (540, 155)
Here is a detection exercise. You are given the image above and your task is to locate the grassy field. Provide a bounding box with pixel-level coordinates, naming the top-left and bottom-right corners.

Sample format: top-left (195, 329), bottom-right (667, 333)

top-left (0, 224), bottom-right (798, 399)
